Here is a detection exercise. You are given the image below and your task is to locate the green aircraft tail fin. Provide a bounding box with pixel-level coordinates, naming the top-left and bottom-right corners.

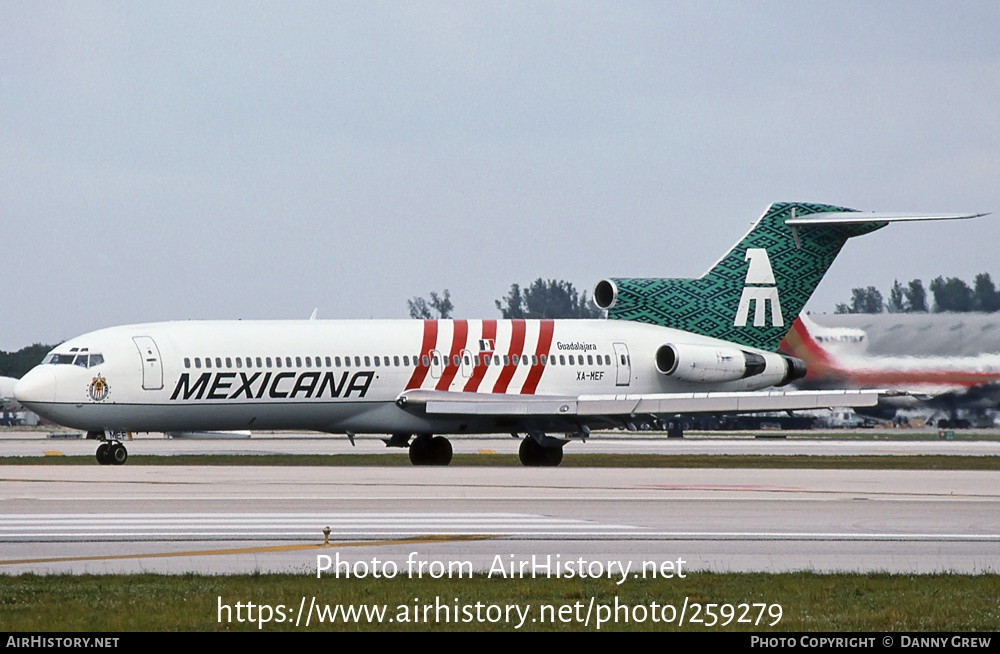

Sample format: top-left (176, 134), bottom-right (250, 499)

top-left (594, 202), bottom-right (985, 351)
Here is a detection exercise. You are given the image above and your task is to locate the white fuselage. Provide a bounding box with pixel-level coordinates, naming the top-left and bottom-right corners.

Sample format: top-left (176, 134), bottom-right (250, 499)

top-left (15, 318), bottom-right (791, 434)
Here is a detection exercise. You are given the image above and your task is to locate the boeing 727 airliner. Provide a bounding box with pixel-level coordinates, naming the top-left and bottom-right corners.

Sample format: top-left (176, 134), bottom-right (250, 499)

top-left (14, 202), bottom-right (986, 465)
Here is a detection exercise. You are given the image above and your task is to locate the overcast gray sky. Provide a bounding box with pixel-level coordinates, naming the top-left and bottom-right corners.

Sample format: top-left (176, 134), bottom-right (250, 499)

top-left (2, 1), bottom-right (998, 351)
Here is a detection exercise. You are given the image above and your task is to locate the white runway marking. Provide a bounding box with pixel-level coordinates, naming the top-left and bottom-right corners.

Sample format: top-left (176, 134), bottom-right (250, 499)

top-left (0, 512), bottom-right (639, 540)
top-left (4, 513), bottom-right (999, 542)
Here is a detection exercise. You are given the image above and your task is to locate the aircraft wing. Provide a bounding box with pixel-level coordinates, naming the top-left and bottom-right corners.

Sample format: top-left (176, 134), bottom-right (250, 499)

top-left (396, 388), bottom-right (880, 418)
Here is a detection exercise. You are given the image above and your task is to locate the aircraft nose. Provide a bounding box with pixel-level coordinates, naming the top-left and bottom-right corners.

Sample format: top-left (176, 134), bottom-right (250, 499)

top-left (14, 367), bottom-right (56, 406)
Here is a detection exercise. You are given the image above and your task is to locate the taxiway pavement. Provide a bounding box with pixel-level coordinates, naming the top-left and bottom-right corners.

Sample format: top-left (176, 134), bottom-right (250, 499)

top-left (2, 465), bottom-right (998, 575)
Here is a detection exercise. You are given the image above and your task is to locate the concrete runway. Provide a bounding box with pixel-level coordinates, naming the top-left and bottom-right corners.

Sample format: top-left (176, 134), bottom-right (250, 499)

top-left (2, 465), bottom-right (999, 576)
top-left (4, 429), bottom-right (1000, 459)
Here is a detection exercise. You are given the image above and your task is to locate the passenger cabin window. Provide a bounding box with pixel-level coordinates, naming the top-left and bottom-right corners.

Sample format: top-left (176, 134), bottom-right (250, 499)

top-left (226, 357), bottom-right (232, 368)
top-left (184, 357), bottom-right (191, 369)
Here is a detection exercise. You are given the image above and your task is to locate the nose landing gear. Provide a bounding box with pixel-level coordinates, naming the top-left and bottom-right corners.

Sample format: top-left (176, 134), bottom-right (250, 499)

top-left (91, 430), bottom-right (130, 465)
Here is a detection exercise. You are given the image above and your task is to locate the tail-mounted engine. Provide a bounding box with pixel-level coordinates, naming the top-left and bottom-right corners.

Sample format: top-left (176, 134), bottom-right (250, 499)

top-left (655, 343), bottom-right (806, 386)
top-left (655, 343), bottom-right (764, 383)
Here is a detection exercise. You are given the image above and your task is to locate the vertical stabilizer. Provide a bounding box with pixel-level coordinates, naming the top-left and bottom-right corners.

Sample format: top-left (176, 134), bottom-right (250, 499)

top-left (594, 202), bottom-right (886, 351)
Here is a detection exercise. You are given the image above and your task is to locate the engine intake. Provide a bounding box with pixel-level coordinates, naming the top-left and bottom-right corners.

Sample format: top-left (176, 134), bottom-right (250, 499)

top-left (593, 280), bottom-right (618, 310)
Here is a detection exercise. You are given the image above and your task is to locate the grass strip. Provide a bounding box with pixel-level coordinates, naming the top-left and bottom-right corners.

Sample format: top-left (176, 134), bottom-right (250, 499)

top-left (1, 572), bottom-right (998, 631)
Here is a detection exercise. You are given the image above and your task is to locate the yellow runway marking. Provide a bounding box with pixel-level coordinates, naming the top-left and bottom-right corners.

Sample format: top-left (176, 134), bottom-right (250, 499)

top-left (0, 534), bottom-right (497, 567)
top-left (43, 451), bottom-right (64, 456)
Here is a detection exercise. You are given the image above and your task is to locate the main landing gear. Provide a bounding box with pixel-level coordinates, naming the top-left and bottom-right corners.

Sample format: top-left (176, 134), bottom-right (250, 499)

top-left (90, 430), bottom-right (129, 465)
top-left (518, 434), bottom-right (565, 467)
top-left (407, 434), bottom-right (453, 466)
top-left (387, 432), bottom-right (566, 467)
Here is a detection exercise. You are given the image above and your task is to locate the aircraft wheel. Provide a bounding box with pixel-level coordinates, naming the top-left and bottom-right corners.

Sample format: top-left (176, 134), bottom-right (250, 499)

top-left (429, 436), bottom-right (453, 466)
top-left (110, 443), bottom-right (128, 465)
top-left (518, 437), bottom-right (563, 467)
top-left (96, 443), bottom-right (111, 465)
top-left (408, 436), bottom-right (431, 465)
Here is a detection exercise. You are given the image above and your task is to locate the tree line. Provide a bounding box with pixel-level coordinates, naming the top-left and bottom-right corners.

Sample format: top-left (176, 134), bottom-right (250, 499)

top-left (409, 279), bottom-right (604, 320)
top-left (836, 273), bottom-right (1000, 314)
top-left (0, 344), bottom-right (54, 379)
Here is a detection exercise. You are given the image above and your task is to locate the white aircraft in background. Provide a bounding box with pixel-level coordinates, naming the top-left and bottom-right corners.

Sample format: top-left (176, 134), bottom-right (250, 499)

top-left (15, 202), bottom-right (986, 465)
top-left (781, 313), bottom-right (1000, 426)
top-left (0, 376), bottom-right (21, 412)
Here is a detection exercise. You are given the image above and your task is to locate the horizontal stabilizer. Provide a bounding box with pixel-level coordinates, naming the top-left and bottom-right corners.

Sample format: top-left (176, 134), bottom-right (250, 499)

top-left (786, 211), bottom-right (988, 226)
top-left (397, 389), bottom-right (880, 417)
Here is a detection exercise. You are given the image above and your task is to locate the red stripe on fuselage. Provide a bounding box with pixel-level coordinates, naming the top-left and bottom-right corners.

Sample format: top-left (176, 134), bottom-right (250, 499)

top-left (463, 320), bottom-right (496, 392)
top-left (492, 319), bottom-right (526, 394)
top-left (435, 320), bottom-right (469, 391)
top-left (404, 320), bottom-right (438, 390)
top-left (520, 319), bottom-right (554, 395)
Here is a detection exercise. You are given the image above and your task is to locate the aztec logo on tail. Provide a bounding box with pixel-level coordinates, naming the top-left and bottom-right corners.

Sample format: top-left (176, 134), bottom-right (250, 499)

top-left (734, 248), bottom-right (782, 328)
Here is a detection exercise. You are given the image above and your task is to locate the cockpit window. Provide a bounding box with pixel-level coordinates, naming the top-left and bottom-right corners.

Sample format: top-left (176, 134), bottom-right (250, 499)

top-left (47, 352), bottom-right (104, 367)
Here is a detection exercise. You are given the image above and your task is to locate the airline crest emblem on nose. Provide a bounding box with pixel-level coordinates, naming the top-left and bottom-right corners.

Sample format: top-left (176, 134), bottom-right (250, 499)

top-left (88, 374), bottom-right (110, 402)
top-left (734, 248), bottom-right (783, 328)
